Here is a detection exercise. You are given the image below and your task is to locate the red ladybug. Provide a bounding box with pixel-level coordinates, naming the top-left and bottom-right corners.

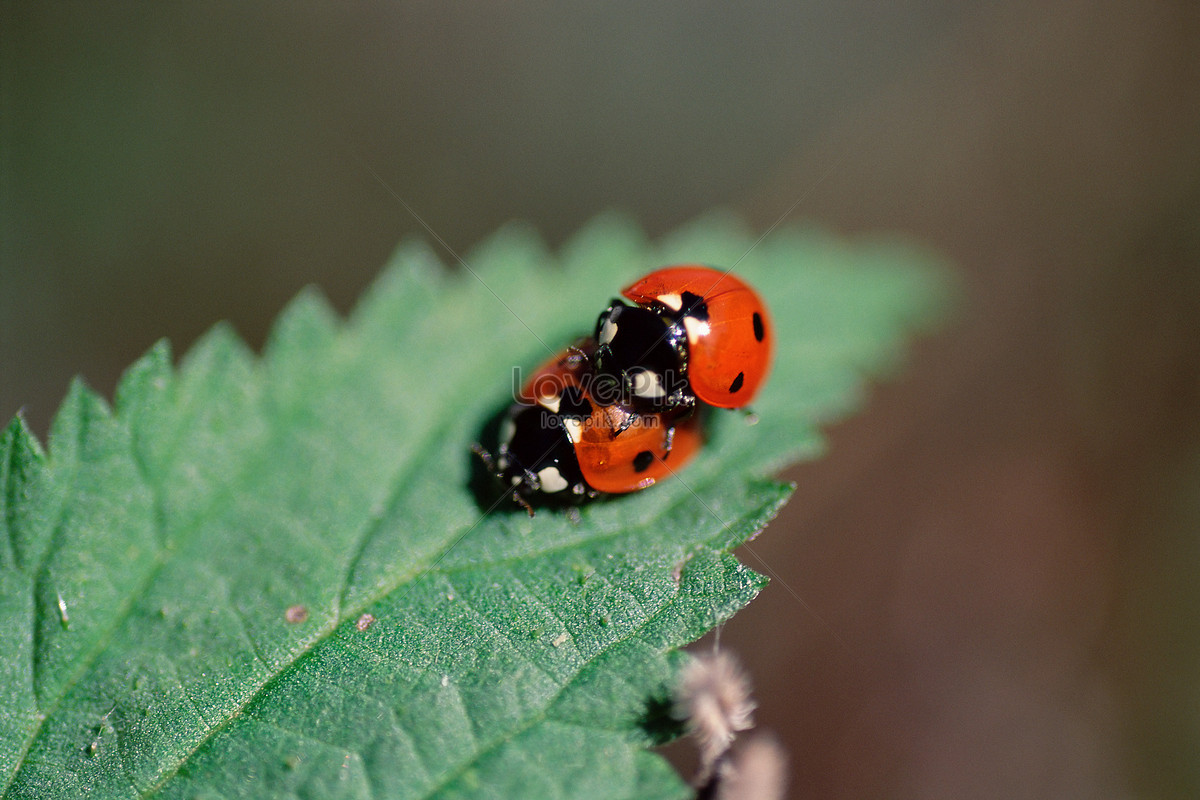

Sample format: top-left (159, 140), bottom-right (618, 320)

top-left (594, 265), bottom-right (772, 411)
top-left (477, 342), bottom-right (703, 514)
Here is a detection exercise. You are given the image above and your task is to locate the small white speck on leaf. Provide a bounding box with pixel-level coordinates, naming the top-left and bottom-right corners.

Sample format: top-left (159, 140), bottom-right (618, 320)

top-left (56, 590), bottom-right (69, 630)
top-left (552, 632), bottom-right (570, 648)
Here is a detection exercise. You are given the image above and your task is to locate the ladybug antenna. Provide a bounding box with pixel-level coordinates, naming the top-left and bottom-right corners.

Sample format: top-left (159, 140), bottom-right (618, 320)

top-left (566, 341), bottom-right (593, 368)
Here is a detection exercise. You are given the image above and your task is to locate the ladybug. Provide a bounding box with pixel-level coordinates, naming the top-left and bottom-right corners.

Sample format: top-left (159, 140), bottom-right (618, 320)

top-left (593, 265), bottom-right (772, 411)
top-left (476, 342), bottom-right (703, 515)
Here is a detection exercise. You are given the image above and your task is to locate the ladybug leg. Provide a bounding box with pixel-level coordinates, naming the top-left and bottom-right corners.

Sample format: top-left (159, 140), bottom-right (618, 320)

top-left (471, 442), bottom-right (496, 470)
top-left (511, 490), bottom-right (535, 517)
top-left (662, 424), bottom-right (676, 458)
top-left (668, 390), bottom-right (696, 416)
top-left (475, 442), bottom-right (536, 515)
top-left (614, 412), bottom-right (634, 437)
top-left (522, 466), bottom-right (540, 490)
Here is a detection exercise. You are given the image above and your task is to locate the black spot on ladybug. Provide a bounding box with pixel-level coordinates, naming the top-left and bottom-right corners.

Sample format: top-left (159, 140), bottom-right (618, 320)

top-left (633, 450), bottom-right (655, 473)
top-left (680, 291), bottom-right (709, 321)
top-left (729, 372), bottom-right (745, 393)
top-left (752, 312), bottom-right (764, 342)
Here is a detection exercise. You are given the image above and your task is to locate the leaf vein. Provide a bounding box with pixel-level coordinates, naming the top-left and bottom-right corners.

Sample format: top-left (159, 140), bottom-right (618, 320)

top-left (334, 414), bottom-right (459, 621)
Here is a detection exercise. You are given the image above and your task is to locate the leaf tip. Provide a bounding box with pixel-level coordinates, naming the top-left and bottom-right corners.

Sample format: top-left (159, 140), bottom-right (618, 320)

top-left (350, 239), bottom-right (447, 329)
top-left (265, 285), bottom-right (341, 358)
top-left (379, 238), bottom-right (447, 289)
top-left (62, 376), bottom-right (111, 423)
top-left (114, 338), bottom-right (174, 411)
top-left (465, 219), bottom-right (555, 280)
top-left (36, 377), bottom-right (111, 468)
top-left (2, 409), bottom-right (46, 474)
top-left (184, 320), bottom-right (254, 368)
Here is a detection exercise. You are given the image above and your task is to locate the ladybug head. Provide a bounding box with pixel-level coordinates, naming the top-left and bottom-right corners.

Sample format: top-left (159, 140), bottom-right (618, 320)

top-left (592, 300), bottom-right (693, 413)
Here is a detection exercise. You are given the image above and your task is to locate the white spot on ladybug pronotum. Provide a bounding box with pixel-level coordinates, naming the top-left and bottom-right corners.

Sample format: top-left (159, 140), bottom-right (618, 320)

top-left (599, 315), bottom-right (618, 345)
top-left (538, 393), bottom-right (562, 413)
top-left (657, 292), bottom-right (683, 311)
top-left (682, 315), bottom-right (711, 344)
top-left (562, 417), bottom-right (584, 444)
top-left (537, 466), bottom-right (569, 493)
top-left (631, 368), bottom-right (666, 399)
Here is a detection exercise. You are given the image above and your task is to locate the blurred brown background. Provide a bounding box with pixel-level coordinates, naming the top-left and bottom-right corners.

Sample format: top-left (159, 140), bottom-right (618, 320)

top-left (4, 2), bottom-right (1199, 797)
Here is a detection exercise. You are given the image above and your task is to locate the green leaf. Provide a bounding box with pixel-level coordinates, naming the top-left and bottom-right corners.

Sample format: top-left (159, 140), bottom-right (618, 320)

top-left (0, 212), bottom-right (948, 799)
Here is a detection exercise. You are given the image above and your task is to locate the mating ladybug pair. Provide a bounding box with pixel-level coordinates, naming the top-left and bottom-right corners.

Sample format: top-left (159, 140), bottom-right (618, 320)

top-left (475, 265), bottom-right (772, 515)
